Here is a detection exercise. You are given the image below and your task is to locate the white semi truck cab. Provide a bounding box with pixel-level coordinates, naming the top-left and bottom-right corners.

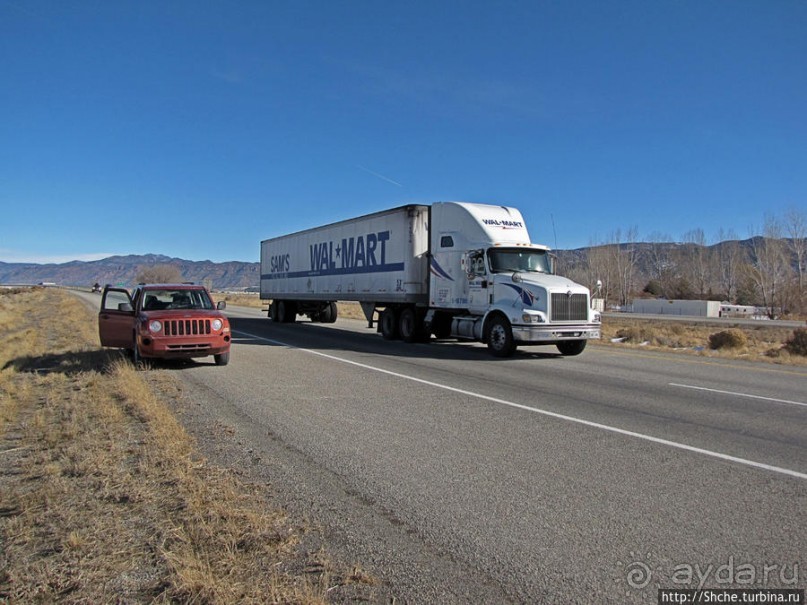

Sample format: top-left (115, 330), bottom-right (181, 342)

top-left (425, 202), bottom-right (601, 356)
top-left (260, 201), bottom-right (601, 357)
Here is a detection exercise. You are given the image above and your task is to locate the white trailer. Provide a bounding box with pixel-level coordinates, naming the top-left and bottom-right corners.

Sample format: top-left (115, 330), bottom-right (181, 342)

top-left (260, 205), bottom-right (430, 323)
top-left (260, 202), bottom-right (601, 357)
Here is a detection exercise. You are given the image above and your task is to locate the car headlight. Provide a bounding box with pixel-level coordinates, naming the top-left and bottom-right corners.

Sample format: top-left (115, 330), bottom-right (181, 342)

top-left (149, 320), bottom-right (162, 333)
top-left (212, 319), bottom-right (223, 331)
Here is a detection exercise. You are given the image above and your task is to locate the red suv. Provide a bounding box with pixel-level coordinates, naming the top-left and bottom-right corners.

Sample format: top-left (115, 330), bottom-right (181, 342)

top-left (99, 283), bottom-right (231, 365)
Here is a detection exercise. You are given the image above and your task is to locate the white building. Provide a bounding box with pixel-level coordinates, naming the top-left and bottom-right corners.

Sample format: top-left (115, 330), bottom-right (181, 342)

top-left (630, 299), bottom-right (721, 317)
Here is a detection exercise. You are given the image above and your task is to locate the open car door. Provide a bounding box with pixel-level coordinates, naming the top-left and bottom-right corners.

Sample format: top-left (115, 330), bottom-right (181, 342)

top-left (99, 287), bottom-right (135, 349)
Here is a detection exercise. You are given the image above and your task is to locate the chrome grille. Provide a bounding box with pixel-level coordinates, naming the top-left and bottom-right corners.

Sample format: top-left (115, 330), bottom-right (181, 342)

top-left (164, 319), bottom-right (211, 336)
top-left (551, 293), bottom-right (588, 321)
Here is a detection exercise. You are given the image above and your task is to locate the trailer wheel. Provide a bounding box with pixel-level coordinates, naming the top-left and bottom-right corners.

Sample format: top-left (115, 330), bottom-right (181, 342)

top-left (556, 340), bottom-right (587, 356)
top-left (269, 301), bottom-right (279, 321)
top-left (399, 307), bottom-right (419, 343)
top-left (486, 315), bottom-right (516, 357)
top-left (380, 308), bottom-right (399, 340)
top-left (321, 302), bottom-right (338, 324)
top-left (277, 300), bottom-right (297, 323)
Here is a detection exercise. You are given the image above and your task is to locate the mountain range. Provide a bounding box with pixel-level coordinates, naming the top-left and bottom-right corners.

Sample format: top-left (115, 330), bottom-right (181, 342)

top-left (0, 254), bottom-right (261, 291)
top-left (0, 238), bottom-right (788, 293)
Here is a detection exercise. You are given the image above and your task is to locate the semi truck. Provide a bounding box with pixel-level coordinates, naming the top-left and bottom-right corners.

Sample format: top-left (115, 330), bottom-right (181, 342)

top-left (260, 202), bottom-right (601, 357)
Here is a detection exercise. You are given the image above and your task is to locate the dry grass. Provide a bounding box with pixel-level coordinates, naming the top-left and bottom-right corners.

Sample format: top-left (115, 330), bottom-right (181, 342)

top-left (217, 292), bottom-right (264, 309)
top-left (599, 315), bottom-right (807, 365)
top-left (0, 288), bottom-right (375, 604)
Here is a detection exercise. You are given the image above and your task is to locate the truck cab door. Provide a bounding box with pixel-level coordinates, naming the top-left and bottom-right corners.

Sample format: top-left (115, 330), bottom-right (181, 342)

top-left (467, 250), bottom-right (490, 314)
top-left (99, 287), bottom-right (135, 348)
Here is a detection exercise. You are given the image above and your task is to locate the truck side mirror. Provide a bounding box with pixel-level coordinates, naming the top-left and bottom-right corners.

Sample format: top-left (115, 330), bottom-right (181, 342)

top-left (118, 302), bottom-right (133, 312)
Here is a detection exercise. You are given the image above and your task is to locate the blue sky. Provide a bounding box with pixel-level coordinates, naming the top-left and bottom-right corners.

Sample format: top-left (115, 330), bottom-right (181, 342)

top-left (2, 0), bottom-right (805, 264)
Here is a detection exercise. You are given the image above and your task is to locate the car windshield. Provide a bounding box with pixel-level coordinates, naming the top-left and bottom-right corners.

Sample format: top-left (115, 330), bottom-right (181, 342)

top-left (142, 289), bottom-right (213, 311)
top-left (488, 248), bottom-right (550, 274)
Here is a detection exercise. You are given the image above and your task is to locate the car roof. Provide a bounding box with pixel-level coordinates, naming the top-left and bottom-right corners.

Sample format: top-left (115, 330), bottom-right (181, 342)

top-left (139, 283), bottom-right (205, 290)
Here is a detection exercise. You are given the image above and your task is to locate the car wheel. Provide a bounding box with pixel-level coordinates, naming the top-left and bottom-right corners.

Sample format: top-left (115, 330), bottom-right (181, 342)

top-left (214, 352), bottom-right (230, 366)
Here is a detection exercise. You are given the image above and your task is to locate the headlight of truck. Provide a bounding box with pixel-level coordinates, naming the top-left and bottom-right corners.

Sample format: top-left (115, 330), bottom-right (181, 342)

top-left (593, 312), bottom-right (602, 323)
top-left (212, 319), bottom-right (223, 331)
top-left (521, 312), bottom-right (546, 324)
top-left (149, 320), bottom-right (162, 333)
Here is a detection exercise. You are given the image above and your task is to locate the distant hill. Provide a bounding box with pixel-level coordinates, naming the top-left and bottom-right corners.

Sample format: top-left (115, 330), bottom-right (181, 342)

top-left (0, 237), bottom-right (791, 296)
top-left (0, 254), bottom-right (260, 291)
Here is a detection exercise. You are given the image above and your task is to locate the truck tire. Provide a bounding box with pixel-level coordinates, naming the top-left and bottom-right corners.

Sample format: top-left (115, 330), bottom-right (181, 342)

top-left (431, 314), bottom-right (452, 339)
top-left (269, 301), bottom-right (279, 322)
top-left (214, 352), bottom-right (230, 366)
top-left (381, 308), bottom-right (399, 340)
top-left (487, 315), bottom-right (516, 357)
top-left (556, 340), bottom-right (587, 356)
top-left (277, 300), bottom-right (296, 323)
top-left (320, 302), bottom-right (338, 323)
top-left (399, 307), bottom-right (418, 343)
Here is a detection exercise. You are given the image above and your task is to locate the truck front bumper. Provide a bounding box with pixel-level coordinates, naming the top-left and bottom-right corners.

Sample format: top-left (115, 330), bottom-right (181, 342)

top-left (511, 323), bottom-right (601, 344)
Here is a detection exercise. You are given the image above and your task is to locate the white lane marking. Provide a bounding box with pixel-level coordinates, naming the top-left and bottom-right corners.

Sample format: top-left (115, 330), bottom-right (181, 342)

top-left (670, 383), bottom-right (807, 408)
top-left (235, 330), bottom-right (807, 481)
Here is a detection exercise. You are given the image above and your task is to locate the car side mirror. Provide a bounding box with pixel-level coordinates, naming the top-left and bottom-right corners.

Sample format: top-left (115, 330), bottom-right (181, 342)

top-left (217, 301), bottom-right (227, 310)
top-left (118, 302), bottom-right (133, 312)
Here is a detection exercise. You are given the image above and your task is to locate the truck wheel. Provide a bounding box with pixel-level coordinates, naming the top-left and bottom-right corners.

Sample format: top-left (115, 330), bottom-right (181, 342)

top-left (556, 340), bottom-right (587, 356)
top-left (487, 316), bottom-right (516, 357)
top-left (326, 302), bottom-right (338, 323)
top-left (381, 308), bottom-right (399, 340)
top-left (214, 352), bottom-right (230, 366)
top-left (269, 301), bottom-right (279, 321)
top-left (432, 314), bottom-right (452, 339)
top-left (398, 307), bottom-right (419, 343)
top-left (278, 300), bottom-right (296, 323)
top-left (319, 302), bottom-right (338, 323)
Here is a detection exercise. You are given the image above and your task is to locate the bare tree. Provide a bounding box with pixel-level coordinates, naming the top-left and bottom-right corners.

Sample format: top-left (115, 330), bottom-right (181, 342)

top-left (136, 264), bottom-right (183, 284)
top-left (714, 228), bottom-right (744, 302)
top-left (681, 228), bottom-right (711, 298)
top-left (608, 227), bottom-right (640, 307)
top-left (747, 216), bottom-right (789, 318)
top-left (644, 231), bottom-right (676, 297)
top-left (582, 240), bottom-right (613, 308)
top-left (784, 207), bottom-right (806, 314)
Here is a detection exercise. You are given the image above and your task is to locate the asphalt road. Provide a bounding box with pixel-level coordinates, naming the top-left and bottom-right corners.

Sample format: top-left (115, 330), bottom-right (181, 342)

top-left (76, 291), bottom-right (807, 603)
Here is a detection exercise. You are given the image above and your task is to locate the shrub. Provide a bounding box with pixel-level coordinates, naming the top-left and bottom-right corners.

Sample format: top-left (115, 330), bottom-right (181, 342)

top-left (616, 325), bottom-right (655, 343)
top-left (784, 328), bottom-right (807, 356)
top-left (708, 329), bottom-right (747, 350)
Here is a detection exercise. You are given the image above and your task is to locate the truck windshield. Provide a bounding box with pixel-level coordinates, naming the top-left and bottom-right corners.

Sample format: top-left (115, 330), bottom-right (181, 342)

top-left (488, 248), bottom-right (550, 274)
